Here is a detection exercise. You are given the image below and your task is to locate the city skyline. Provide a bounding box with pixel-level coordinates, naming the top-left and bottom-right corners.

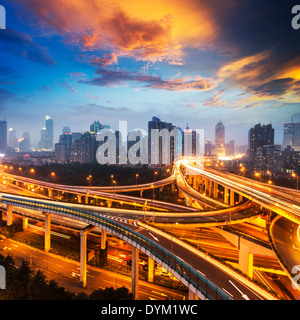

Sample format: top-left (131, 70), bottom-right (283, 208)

top-left (0, 1), bottom-right (300, 146)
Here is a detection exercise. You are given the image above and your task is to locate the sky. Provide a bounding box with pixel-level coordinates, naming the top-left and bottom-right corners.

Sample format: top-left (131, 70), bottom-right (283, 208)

top-left (0, 0), bottom-right (300, 147)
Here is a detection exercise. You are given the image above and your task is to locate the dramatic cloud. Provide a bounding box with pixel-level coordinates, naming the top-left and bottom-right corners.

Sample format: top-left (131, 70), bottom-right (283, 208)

top-left (14, 0), bottom-right (217, 65)
top-left (80, 68), bottom-right (217, 92)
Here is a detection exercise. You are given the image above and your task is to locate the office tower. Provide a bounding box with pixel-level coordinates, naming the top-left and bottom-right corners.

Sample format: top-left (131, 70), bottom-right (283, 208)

top-left (183, 125), bottom-right (196, 157)
top-left (39, 115), bottom-right (54, 150)
top-left (18, 138), bottom-right (29, 152)
top-left (45, 115), bottom-right (53, 150)
top-left (0, 119), bottom-right (7, 154)
top-left (225, 140), bottom-right (235, 156)
top-left (59, 130), bottom-right (72, 162)
top-left (205, 139), bottom-right (213, 156)
top-left (90, 121), bottom-right (110, 133)
top-left (62, 127), bottom-right (71, 135)
top-left (254, 144), bottom-right (281, 172)
top-left (215, 120), bottom-right (225, 156)
top-left (79, 132), bottom-right (98, 163)
top-left (22, 132), bottom-right (31, 150)
top-left (148, 116), bottom-right (182, 165)
top-left (8, 128), bottom-right (18, 150)
top-left (249, 123), bottom-right (274, 164)
top-left (282, 122), bottom-right (300, 151)
top-left (55, 143), bottom-right (66, 162)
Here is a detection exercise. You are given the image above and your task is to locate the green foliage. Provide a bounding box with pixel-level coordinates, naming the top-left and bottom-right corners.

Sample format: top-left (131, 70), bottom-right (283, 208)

top-left (0, 254), bottom-right (132, 300)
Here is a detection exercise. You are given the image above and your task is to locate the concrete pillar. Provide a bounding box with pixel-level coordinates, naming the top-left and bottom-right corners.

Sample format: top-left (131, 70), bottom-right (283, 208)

top-left (214, 182), bottom-right (218, 199)
top-left (132, 247), bottom-right (139, 300)
top-left (204, 178), bottom-right (208, 195)
top-left (224, 188), bottom-right (229, 204)
top-left (85, 195), bottom-right (89, 204)
top-left (230, 190), bottom-right (235, 206)
top-left (239, 194), bottom-right (243, 203)
top-left (248, 253), bottom-right (254, 279)
top-left (77, 195), bottom-right (82, 204)
top-left (140, 190), bottom-right (143, 197)
top-left (239, 241), bottom-right (253, 277)
top-left (23, 217), bottom-right (28, 230)
top-left (48, 189), bottom-right (53, 197)
top-left (15, 180), bottom-right (19, 187)
top-left (101, 230), bottom-right (107, 250)
top-left (148, 257), bottom-right (154, 283)
top-left (6, 205), bottom-right (13, 226)
top-left (80, 225), bottom-right (95, 288)
top-left (107, 201), bottom-right (112, 208)
top-left (44, 212), bottom-right (51, 252)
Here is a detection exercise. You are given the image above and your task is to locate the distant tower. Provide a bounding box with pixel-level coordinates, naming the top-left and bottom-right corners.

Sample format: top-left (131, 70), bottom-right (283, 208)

top-left (215, 120), bottom-right (225, 156)
top-left (0, 119), bottom-right (7, 154)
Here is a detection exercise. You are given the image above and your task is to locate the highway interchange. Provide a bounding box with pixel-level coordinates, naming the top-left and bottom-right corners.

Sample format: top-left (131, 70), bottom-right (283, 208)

top-left (0, 159), bottom-right (299, 300)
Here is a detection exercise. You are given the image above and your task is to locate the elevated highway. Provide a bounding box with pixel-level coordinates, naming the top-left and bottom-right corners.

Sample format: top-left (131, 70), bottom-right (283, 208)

top-left (0, 192), bottom-right (275, 300)
top-left (179, 160), bottom-right (300, 224)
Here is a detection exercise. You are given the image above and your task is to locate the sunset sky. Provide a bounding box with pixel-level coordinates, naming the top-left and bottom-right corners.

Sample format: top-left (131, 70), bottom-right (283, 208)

top-left (0, 0), bottom-right (300, 146)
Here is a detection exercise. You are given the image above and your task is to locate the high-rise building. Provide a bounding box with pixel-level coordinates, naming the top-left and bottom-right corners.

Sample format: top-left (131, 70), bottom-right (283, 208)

top-left (22, 132), bottom-right (31, 150)
top-left (249, 123), bottom-right (274, 165)
top-left (205, 139), bottom-right (213, 156)
top-left (282, 122), bottom-right (300, 151)
top-left (90, 121), bottom-right (110, 133)
top-left (39, 115), bottom-right (54, 150)
top-left (215, 120), bottom-right (225, 156)
top-left (0, 119), bottom-right (7, 155)
top-left (148, 116), bottom-right (182, 165)
top-left (45, 115), bottom-right (53, 150)
top-left (225, 140), bottom-right (235, 156)
top-left (8, 128), bottom-right (18, 150)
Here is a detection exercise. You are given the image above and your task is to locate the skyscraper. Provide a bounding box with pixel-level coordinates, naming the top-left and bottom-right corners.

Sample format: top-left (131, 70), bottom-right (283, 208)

top-left (45, 115), bottom-right (53, 150)
top-left (249, 123), bottom-right (274, 163)
top-left (0, 119), bottom-right (7, 155)
top-left (39, 115), bottom-right (54, 150)
top-left (215, 120), bottom-right (225, 156)
top-left (8, 128), bottom-right (18, 150)
top-left (282, 122), bottom-right (300, 151)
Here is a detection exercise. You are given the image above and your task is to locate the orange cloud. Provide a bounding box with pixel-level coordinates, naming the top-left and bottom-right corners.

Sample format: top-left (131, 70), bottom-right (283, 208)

top-left (16, 0), bottom-right (217, 65)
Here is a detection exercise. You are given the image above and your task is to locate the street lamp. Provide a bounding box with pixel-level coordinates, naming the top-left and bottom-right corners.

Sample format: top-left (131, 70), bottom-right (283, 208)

top-left (292, 173), bottom-right (299, 190)
top-left (51, 172), bottom-right (55, 184)
top-left (135, 173), bottom-right (139, 185)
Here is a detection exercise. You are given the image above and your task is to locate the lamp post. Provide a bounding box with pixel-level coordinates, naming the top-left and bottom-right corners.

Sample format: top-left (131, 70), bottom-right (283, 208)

top-left (135, 173), bottom-right (139, 186)
top-left (292, 173), bottom-right (299, 190)
top-left (51, 172), bottom-right (55, 184)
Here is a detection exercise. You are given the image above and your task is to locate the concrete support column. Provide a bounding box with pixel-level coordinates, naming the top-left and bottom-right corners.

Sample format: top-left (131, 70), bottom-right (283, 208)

top-left (77, 195), bottom-right (82, 204)
top-left (132, 247), bottom-right (139, 300)
top-left (204, 178), bottom-right (208, 195)
top-left (239, 194), bottom-right (243, 203)
top-left (23, 217), bottom-right (28, 230)
top-left (48, 189), bottom-right (53, 197)
top-left (6, 205), bottom-right (13, 226)
top-left (44, 212), bottom-right (51, 252)
top-left (214, 182), bottom-right (218, 199)
top-left (239, 240), bottom-right (253, 277)
top-left (140, 190), bottom-right (143, 197)
top-left (224, 188), bottom-right (229, 204)
top-left (230, 189), bottom-right (235, 206)
top-left (148, 257), bottom-right (154, 283)
top-left (107, 201), bottom-right (112, 208)
top-left (101, 230), bottom-right (107, 250)
top-left (85, 195), bottom-right (89, 204)
top-left (80, 225), bottom-right (95, 288)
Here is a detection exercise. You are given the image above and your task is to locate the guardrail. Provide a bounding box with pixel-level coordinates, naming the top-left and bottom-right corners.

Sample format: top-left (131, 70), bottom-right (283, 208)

top-left (0, 193), bottom-right (231, 300)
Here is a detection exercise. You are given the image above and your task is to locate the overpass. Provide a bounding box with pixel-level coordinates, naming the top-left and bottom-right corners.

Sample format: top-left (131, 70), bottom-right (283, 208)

top-left (179, 159), bottom-right (300, 224)
top-left (0, 192), bottom-right (276, 300)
